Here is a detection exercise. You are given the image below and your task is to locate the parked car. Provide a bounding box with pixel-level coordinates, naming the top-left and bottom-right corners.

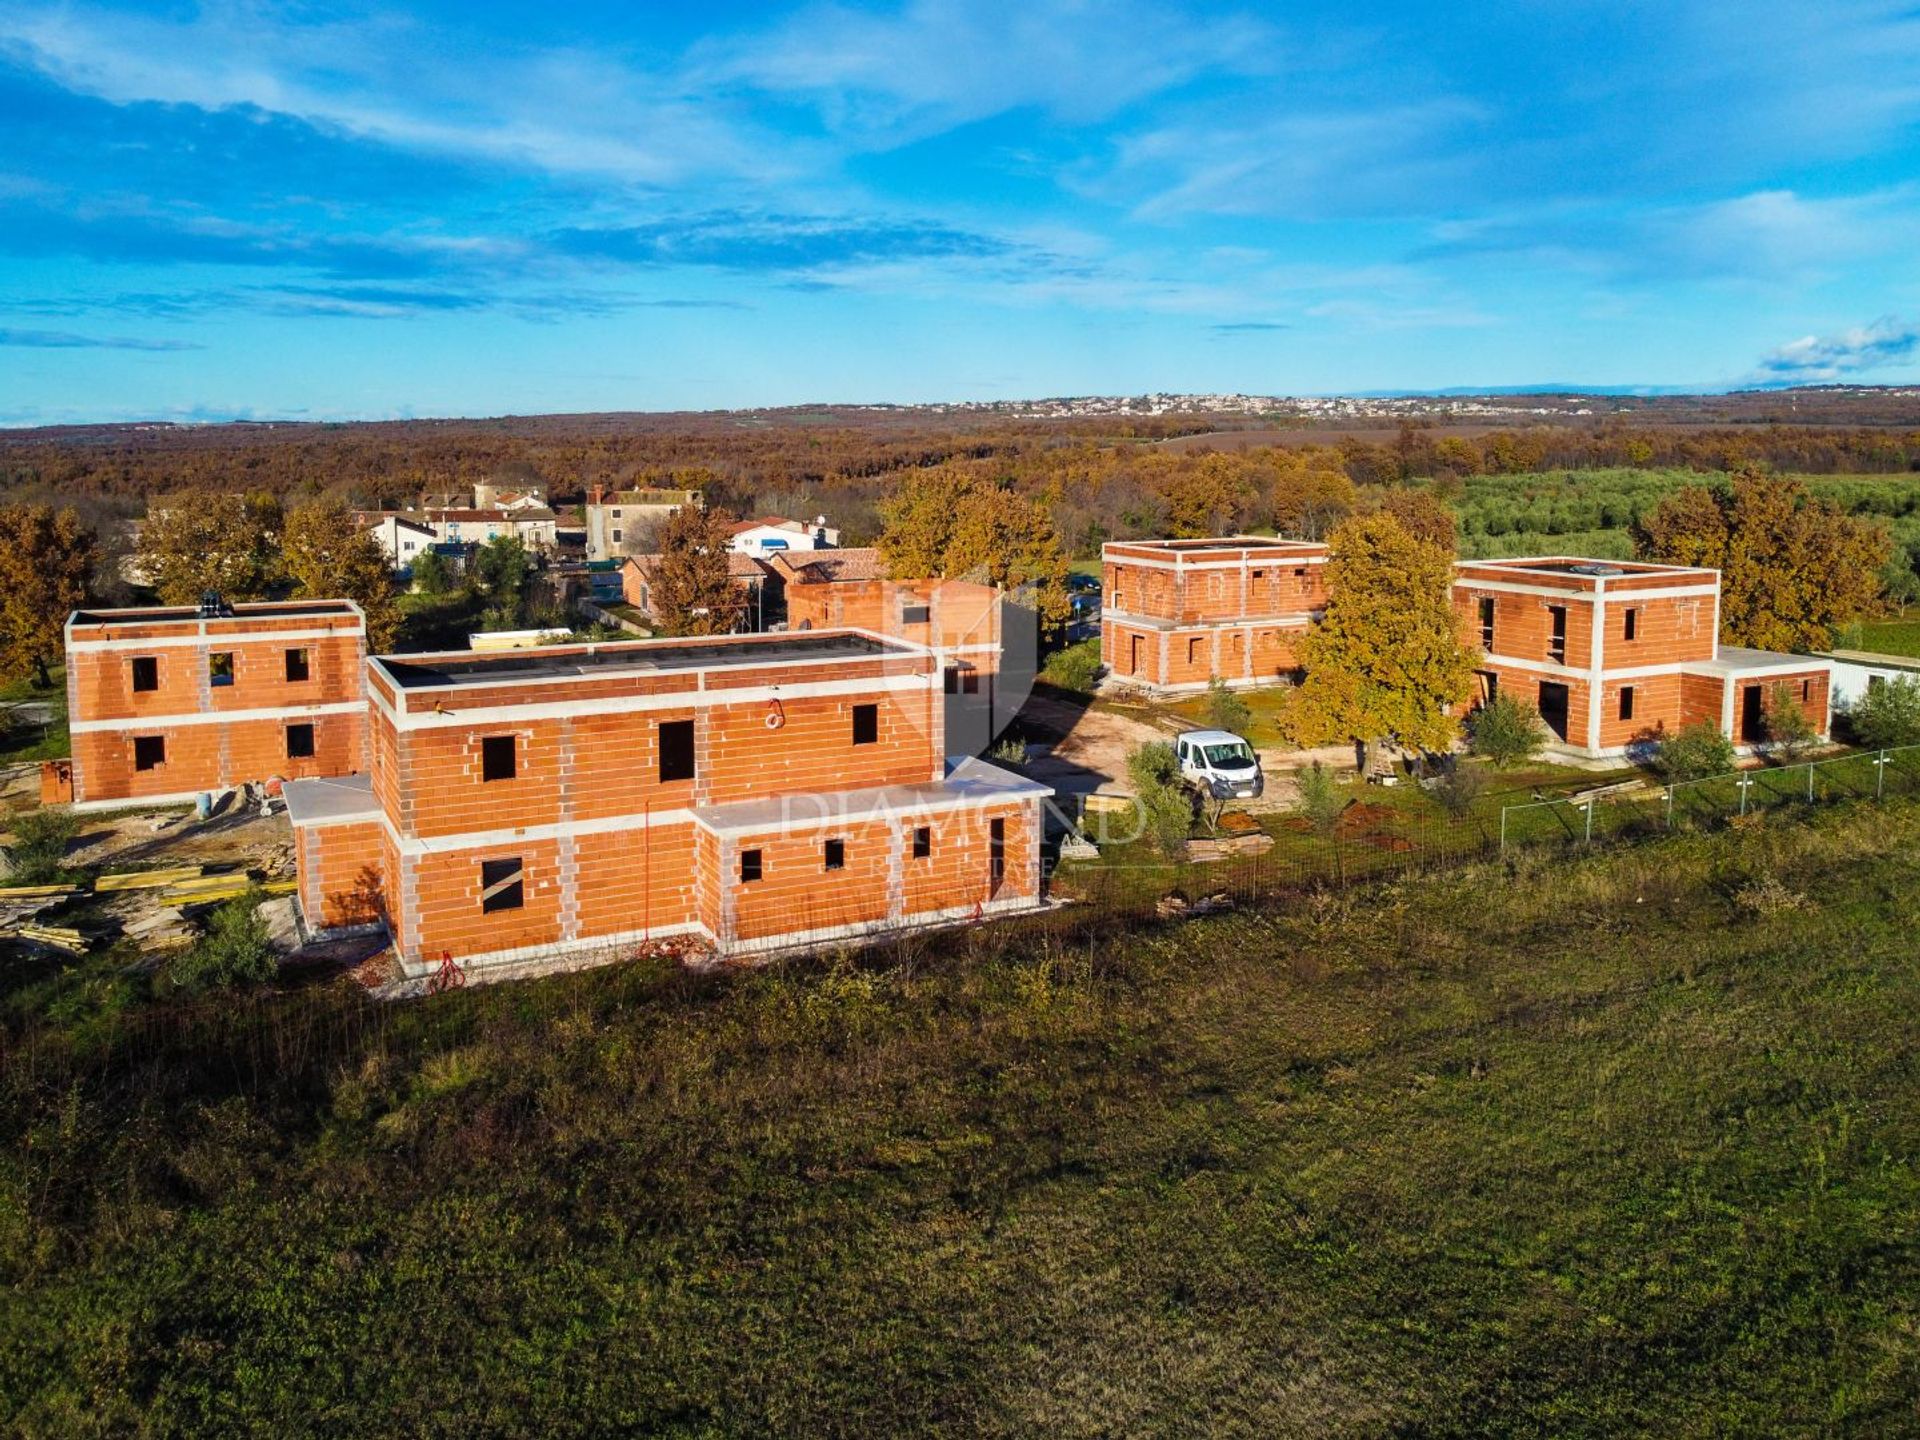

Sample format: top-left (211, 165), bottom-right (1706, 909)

top-left (1174, 729), bottom-right (1264, 799)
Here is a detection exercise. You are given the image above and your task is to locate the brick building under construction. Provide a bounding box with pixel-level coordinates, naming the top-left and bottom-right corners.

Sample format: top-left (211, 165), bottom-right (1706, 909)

top-left (284, 629), bottom-right (1048, 978)
top-left (60, 599), bottom-right (368, 809)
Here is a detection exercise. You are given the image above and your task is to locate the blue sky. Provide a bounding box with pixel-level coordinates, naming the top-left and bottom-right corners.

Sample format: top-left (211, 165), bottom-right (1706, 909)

top-left (4, 0), bottom-right (1920, 424)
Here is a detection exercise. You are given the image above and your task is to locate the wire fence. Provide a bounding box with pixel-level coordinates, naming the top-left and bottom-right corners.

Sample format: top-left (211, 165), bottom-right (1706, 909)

top-left (1497, 744), bottom-right (1920, 854)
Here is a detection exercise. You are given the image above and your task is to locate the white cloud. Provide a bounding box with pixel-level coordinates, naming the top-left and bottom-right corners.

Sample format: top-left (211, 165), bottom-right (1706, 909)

top-left (1752, 317), bottom-right (1920, 383)
top-left (703, 0), bottom-right (1275, 144)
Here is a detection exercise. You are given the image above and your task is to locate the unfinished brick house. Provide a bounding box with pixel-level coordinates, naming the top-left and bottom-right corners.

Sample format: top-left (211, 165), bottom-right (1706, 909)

top-left (1452, 557), bottom-right (1833, 757)
top-left (1101, 537), bottom-right (1329, 693)
top-left (284, 630), bottom-right (1048, 978)
top-left (769, 549), bottom-right (1009, 754)
top-left (63, 600), bottom-right (368, 809)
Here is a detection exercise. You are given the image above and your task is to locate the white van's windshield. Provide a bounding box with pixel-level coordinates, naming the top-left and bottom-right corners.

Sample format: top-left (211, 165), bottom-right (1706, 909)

top-left (1203, 742), bottom-right (1257, 770)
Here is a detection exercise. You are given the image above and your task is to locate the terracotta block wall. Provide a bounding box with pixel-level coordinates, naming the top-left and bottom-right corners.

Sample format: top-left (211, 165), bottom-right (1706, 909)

top-left (297, 818), bottom-right (387, 931)
top-left (899, 802), bottom-right (1036, 915)
top-left (1593, 674), bottom-right (1687, 750)
top-left (569, 822), bottom-right (702, 942)
top-left (71, 712), bottom-right (363, 804)
top-left (724, 817), bottom-right (897, 943)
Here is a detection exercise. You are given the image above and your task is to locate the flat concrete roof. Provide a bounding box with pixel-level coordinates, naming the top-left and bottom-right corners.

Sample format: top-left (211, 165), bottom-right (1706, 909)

top-left (1690, 647), bottom-right (1832, 677)
top-left (70, 600), bottom-right (362, 627)
top-left (691, 755), bottom-right (1050, 836)
top-left (1822, 649), bottom-right (1920, 672)
top-left (375, 630), bottom-right (915, 690)
top-left (283, 773), bottom-right (378, 827)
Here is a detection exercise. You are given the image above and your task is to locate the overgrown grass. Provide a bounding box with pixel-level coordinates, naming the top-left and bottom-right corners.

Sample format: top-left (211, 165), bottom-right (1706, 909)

top-left (4, 802), bottom-right (1920, 1435)
top-left (0, 667), bottom-right (69, 766)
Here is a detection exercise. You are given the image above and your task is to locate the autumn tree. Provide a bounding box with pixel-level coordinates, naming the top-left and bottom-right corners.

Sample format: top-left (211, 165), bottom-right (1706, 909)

top-left (879, 471), bottom-right (1071, 628)
top-left (651, 505), bottom-right (743, 636)
top-left (1271, 465), bottom-right (1356, 540)
top-left (1160, 454), bottom-right (1258, 537)
top-left (1370, 488), bottom-right (1458, 551)
top-left (1286, 512), bottom-right (1477, 773)
top-left (281, 497), bottom-right (401, 650)
top-left (138, 491), bottom-right (283, 604)
top-left (1636, 470), bottom-right (1888, 650)
top-left (0, 505), bottom-right (98, 687)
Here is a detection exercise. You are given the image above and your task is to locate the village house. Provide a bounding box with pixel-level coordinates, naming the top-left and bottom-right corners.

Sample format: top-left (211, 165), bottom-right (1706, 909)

top-left (585, 487), bottom-right (703, 561)
top-left (1100, 536), bottom-right (1330, 693)
top-left (621, 551), bottom-right (775, 631)
top-left (1453, 557), bottom-right (1833, 758)
top-left (355, 512), bottom-right (437, 569)
top-left (284, 630), bottom-right (1048, 977)
top-left (59, 599), bottom-right (367, 809)
top-left (768, 549), bottom-right (1008, 755)
top-left (423, 506), bottom-right (559, 552)
top-left (729, 515), bottom-right (839, 558)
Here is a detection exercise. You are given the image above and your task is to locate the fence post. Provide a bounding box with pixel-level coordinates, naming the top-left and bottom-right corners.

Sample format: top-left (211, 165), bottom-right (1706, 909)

top-left (1806, 763), bottom-right (1815, 803)
top-left (1878, 750), bottom-right (1888, 800)
top-left (1665, 785), bottom-right (1675, 829)
top-left (1499, 804), bottom-right (1508, 855)
top-left (1584, 798), bottom-right (1594, 845)
top-left (1738, 775), bottom-right (1750, 816)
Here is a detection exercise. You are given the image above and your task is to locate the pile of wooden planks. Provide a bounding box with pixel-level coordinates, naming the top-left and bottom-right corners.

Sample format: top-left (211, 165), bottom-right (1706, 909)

top-left (95, 865), bottom-right (205, 892)
top-left (11, 921), bottom-right (89, 954)
top-left (123, 909), bottom-right (197, 953)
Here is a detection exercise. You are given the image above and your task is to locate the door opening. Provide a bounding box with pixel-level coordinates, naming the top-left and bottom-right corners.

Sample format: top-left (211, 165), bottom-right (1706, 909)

top-left (1537, 681), bottom-right (1570, 742)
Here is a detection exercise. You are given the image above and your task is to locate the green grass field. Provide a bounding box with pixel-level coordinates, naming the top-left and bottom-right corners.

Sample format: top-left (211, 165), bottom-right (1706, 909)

top-left (1852, 605), bottom-right (1920, 659)
top-left (0, 667), bottom-right (69, 769)
top-left (5, 797), bottom-right (1919, 1435)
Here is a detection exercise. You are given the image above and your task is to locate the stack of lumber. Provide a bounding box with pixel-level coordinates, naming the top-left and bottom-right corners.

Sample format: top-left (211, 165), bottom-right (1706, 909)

top-left (96, 865), bottom-right (205, 892)
top-left (123, 908), bottom-right (197, 953)
top-left (1183, 831), bottom-right (1275, 862)
top-left (0, 882), bottom-right (86, 928)
top-left (11, 921), bottom-right (89, 954)
top-left (160, 872), bottom-right (296, 904)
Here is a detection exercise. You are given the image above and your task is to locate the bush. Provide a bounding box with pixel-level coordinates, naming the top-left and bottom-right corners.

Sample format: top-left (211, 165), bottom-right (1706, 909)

top-left (1125, 742), bottom-right (1194, 858)
top-left (410, 547), bottom-right (453, 596)
top-left (1763, 683), bottom-right (1819, 762)
top-left (1295, 760), bottom-right (1347, 837)
top-left (1203, 677), bottom-right (1252, 735)
top-left (1655, 721), bottom-right (1738, 781)
top-left (4, 806), bottom-right (80, 884)
top-left (1468, 693), bottom-right (1546, 768)
top-left (1040, 638), bottom-right (1101, 694)
top-left (1431, 761), bottom-right (1487, 820)
top-left (1846, 674), bottom-right (1920, 749)
top-left (167, 889), bottom-right (277, 993)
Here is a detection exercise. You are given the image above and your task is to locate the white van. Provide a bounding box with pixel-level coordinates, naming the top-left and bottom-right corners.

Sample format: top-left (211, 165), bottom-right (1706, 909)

top-left (1175, 729), bottom-right (1265, 799)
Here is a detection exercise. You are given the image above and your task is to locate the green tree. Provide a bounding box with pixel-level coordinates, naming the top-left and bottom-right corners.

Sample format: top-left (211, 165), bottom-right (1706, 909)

top-left (1287, 512), bottom-right (1477, 774)
top-left (1636, 470), bottom-right (1889, 650)
top-left (879, 471), bottom-right (1071, 629)
top-left (138, 491), bottom-right (282, 604)
top-left (1763, 683), bottom-right (1819, 762)
top-left (1846, 675), bottom-right (1920, 748)
top-left (281, 498), bottom-right (401, 650)
top-left (0, 505), bottom-right (97, 687)
top-left (1294, 760), bottom-right (1346, 837)
top-left (1204, 677), bottom-right (1252, 734)
top-left (1126, 741), bottom-right (1194, 857)
top-left (1655, 721), bottom-right (1738, 780)
top-left (410, 546), bottom-right (453, 597)
top-left (1468, 692), bottom-right (1546, 769)
top-left (474, 535), bottom-right (534, 631)
top-left (651, 505), bottom-right (743, 636)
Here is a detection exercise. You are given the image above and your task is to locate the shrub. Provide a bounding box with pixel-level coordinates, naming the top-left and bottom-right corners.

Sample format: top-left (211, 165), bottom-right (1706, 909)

top-left (1468, 693), bottom-right (1546, 768)
top-left (410, 547), bottom-right (453, 596)
top-left (1431, 761), bottom-right (1486, 820)
top-left (987, 733), bottom-right (1029, 766)
top-left (1295, 760), bottom-right (1347, 837)
top-left (4, 806), bottom-right (79, 884)
top-left (1846, 674), bottom-right (1920, 749)
top-left (1203, 677), bottom-right (1252, 735)
top-left (1655, 721), bottom-right (1738, 781)
top-left (167, 889), bottom-right (277, 993)
top-left (1040, 638), bottom-right (1101, 694)
top-left (1125, 742), bottom-right (1194, 857)
top-left (1763, 683), bottom-right (1819, 762)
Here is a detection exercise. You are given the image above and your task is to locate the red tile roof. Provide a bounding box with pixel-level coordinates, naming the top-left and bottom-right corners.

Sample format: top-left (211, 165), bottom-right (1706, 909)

top-left (771, 547), bottom-right (888, 583)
